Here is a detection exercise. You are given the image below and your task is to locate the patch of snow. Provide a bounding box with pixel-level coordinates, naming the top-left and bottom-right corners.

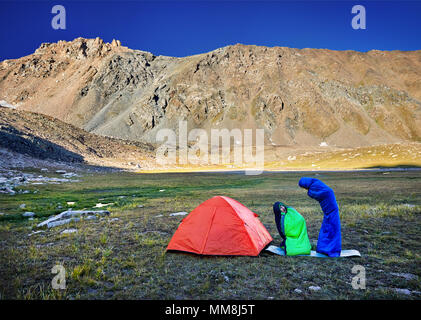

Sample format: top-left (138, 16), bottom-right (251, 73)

top-left (294, 288), bottom-right (303, 294)
top-left (94, 203), bottom-right (114, 208)
top-left (0, 100), bottom-right (16, 109)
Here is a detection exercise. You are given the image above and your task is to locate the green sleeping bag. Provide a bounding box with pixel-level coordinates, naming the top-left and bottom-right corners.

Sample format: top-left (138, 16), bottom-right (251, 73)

top-left (273, 202), bottom-right (311, 256)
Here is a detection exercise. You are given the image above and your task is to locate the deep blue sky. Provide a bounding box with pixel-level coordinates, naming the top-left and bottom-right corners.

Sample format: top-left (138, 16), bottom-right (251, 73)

top-left (0, 0), bottom-right (420, 61)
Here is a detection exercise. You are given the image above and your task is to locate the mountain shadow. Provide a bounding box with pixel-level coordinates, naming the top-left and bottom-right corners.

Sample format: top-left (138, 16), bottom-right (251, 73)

top-left (0, 125), bottom-right (84, 163)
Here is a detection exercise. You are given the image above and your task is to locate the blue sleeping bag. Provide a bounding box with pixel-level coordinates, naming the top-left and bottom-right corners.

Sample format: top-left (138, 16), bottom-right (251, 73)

top-left (298, 177), bottom-right (341, 257)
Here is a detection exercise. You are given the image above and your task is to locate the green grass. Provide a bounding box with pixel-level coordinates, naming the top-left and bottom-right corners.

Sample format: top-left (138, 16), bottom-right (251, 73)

top-left (0, 170), bottom-right (420, 299)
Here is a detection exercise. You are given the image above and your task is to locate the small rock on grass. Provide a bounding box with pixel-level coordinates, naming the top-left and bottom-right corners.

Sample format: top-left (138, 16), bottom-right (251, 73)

top-left (390, 273), bottom-right (418, 281)
top-left (61, 228), bottom-right (78, 234)
top-left (3, 187), bottom-right (15, 194)
top-left (169, 212), bottom-right (188, 217)
top-left (309, 286), bottom-right (321, 291)
top-left (28, 230), bottom-right (45, 237)
top-left (47, 217), bottom-right (80, 228)
top-left (394, 288), bottom-right (411, 295)
top-left (403, 204), bottom-right (415, 208)
top-left (22, 212), bottom-right (35, 217)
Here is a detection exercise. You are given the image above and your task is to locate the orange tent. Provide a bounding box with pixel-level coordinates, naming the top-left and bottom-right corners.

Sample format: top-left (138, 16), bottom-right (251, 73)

top-left (166, 196), bottom-right (273, 256)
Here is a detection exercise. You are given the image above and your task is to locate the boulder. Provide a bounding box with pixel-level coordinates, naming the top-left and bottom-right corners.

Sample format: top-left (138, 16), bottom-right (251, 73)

top-left (37, 209), bottom-right (110, 228)
top-left (22, 212), bottom-right (35, 217)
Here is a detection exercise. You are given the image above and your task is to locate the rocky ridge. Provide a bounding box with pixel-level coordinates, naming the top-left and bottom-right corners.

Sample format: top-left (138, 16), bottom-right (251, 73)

top-left (1, 37), bottom-right (421, 149)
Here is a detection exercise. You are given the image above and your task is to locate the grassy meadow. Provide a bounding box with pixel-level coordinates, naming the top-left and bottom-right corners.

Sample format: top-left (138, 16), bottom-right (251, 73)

top-left (0, 170), bottom-right (420, 299)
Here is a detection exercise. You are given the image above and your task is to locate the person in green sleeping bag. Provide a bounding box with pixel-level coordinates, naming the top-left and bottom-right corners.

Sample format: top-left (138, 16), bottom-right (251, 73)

top-left (273, 201), bottom-right (311, 256)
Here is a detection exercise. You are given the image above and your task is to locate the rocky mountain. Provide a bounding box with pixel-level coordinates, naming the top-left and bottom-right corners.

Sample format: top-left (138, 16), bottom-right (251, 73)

top-left (1, 37), bottom-right (421, 148)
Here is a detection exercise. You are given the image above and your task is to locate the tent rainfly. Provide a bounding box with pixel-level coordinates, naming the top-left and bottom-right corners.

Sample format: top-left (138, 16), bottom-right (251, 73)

top-left (166, 196), bottom-right (273, 256)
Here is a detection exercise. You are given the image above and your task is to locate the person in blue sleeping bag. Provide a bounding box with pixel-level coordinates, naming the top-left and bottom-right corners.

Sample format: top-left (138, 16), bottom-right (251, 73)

top-left (298, 177), bottom-right (342, 257)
